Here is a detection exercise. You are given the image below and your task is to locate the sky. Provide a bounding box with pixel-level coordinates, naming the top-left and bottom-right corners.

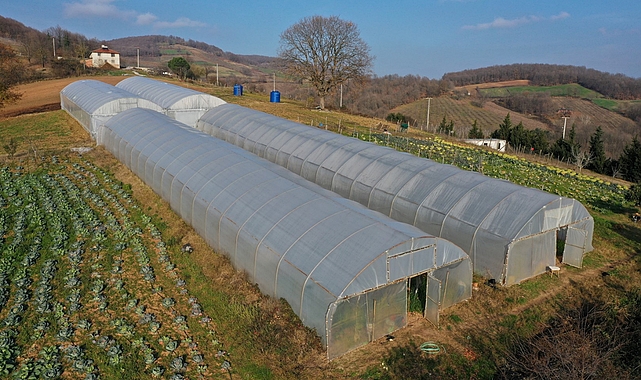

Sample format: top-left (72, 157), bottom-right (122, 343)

top-left (3, 0), bottom-right (641, 79)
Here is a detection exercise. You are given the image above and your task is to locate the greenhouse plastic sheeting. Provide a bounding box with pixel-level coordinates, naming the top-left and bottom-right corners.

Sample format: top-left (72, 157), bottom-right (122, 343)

top-left (99, 108), bottom-right (472, 359)
top-left (196, 104), bottom-right (594, 286)
top-left (116, 77), bottom-right (226, 127)
top-left (60, 80), bottom-right (163, 141)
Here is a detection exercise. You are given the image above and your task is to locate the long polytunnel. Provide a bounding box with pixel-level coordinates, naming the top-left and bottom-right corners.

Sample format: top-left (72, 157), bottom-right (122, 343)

top-left (60, 79), bottom-right (163, 141)
top-left (98, 108), bottom-right (472, 359)
top-left (115, 76), bottom-right (226, 127)
top-left (196, 103), bottom-right (595, 286)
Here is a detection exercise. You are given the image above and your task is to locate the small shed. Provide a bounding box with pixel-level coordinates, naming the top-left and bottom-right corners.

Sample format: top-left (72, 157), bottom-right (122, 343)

top-left (463, 138), bottom-right (507, 152)
top-left (99, 108), bottom-right (473, 359)
top-left (115, 77), bottom-right (226, 127)
top-left (60, 80), bottom-right (162, 141)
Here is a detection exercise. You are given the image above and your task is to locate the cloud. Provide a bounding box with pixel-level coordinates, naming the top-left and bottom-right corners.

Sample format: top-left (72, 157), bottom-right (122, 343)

top-left (153, 17), bottom-right (207, 29)
top-left (550, 12), bottom-right (570, 21)
top-left (136, 13), bottom-right (158, 26)
top-left (64, 0), bottom-right (206, 29)
top-left (63, 0), bottom-right (135, 19)
top-left (463, 12), bottom-right (570, 31)
top-left (598, 27), bottom-right (641, 36)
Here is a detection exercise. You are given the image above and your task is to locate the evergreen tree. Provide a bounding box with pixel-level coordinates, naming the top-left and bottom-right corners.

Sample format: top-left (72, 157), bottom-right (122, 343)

top-left (167, 57), bottom-right (191, 80)
top-left (437, 115), bottom-right (454, 136)
top-left (588, 126), bottom-right (608, 174)
top-left (510, 122), bottom-right (528, 151)
top-left (491, 113), bottom-right (513, 140)
top-left (620, 136), bottom-right (641, 183)
top-left (550, 124), bottom-right (580, 162)
top-left (468, 120), bottom-right (484, 139)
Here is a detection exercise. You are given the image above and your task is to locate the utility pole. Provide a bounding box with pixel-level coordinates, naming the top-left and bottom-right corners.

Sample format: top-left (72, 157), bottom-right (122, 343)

top-left (562, 116), bottom-right (569, 139)
top-left (216, 63), bottom-right (219, 86)
top-left (52, 37), bottom-right (55, 57)
top-left (425, 97), bottom-right (432, 132)
top-left (136, 48), bottom-right (140, 68)
top-left (340, 84), bottom-right (343, 108)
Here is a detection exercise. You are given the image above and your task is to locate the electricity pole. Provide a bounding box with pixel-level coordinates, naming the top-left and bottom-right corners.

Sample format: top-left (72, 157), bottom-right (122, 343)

top-left (562, 116), bottom-right (569, 139)
top-left (425, 97), bottom-right (432, 132)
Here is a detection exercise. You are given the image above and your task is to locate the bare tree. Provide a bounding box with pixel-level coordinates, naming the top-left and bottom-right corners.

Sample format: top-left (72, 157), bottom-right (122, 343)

top-left (580, 114), bottom-right (592, 128)
top-left (572, 145), bottom-right (593, 173)
top-left (278, 15), bottom-right (373, 109)
top-left (0, 43), bottom-right (26, 108)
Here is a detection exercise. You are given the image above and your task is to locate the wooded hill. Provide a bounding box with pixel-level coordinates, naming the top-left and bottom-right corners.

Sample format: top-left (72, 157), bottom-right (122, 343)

top-left (443, 63), bottom-right (641, 100)
top-left (1, 14), bottom-right (640, 158)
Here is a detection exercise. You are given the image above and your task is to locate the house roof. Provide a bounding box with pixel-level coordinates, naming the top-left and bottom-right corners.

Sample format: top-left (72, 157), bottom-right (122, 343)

top-left (92, 46), bottom-right (119, 54)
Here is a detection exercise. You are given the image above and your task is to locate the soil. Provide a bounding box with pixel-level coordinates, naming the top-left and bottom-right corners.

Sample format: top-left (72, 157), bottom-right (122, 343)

top-left (3, 77), bottom-right (639, 378)
top-left (455, 80), bottom-right (531, 93)
top-left (0, 76), bottom-right (126, 119)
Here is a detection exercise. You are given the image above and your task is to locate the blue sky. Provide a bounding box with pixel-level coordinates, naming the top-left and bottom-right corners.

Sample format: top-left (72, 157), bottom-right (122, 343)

top-left (3, 0), bottom-right (640, 79)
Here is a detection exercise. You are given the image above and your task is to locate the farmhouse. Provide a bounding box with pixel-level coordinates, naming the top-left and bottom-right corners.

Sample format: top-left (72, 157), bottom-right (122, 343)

top-left (115, 76), bottom-right (226, 127)
top-left (59, 79), bottom-right (163, 141)
top-left (88, 45), bottom-right (120, 69)
top-left (98, 107), bottom-right (473, 359)
top-left (196, 103), bottom-right (594, 286)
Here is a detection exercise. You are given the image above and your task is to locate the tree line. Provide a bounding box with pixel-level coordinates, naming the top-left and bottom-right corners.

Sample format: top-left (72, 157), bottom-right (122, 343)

top-left (442, 63), bottom-right (641, 100)
top-left (475, 112), bottom-right (641, 183)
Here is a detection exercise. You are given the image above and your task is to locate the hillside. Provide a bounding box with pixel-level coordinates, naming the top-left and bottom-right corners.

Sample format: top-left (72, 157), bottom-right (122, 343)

top-left (391, 82), bottom-right (640, 158)
top-left (0, 77), bottom-right (639, 379)
top-left (105, 35), bottom-right (278, 83)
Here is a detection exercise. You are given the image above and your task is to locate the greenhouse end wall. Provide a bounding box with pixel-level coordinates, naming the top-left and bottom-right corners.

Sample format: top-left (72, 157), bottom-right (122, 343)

top-left (195, 104), bottom-right (595, 286)
top-left (99, 108), bottom-right (473, 359)
top-left (60, 79), bottom-right (163, 141)
top-left (115, 76), bottom-right (226, 127)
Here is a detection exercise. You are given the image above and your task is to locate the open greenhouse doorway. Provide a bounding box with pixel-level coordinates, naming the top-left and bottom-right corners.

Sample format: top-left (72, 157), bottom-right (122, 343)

top-left (408, 273), bottom-right (441, 326)
top-left (408, 274), bottom-right (426, 314)
top-left (556, 227), bottom-right (567, 263)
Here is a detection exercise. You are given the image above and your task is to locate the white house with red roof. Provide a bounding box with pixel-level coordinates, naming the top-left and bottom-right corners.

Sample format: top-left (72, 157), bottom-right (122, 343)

top-left (88, 45), bottom-right (120, 69)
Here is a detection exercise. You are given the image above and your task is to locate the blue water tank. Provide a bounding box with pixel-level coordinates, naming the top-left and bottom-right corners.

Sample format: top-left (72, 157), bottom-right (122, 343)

top-left (233, 84), bottom-right (243, 96)
top-left (270, 90), bottom-right (281, 103)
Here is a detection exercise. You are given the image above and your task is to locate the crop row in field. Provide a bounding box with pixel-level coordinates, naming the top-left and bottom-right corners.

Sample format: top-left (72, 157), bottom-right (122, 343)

top-left (394, 97), bottom-right (549, 136)
top-left (0, 157), bottom-right (229, 379)
top-left (361, 133), bottom-right (628, 214)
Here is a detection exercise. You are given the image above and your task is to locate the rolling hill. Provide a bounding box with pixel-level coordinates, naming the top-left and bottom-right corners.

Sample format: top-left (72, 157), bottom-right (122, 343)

top-left (391, 82), bottom-right (640, 157)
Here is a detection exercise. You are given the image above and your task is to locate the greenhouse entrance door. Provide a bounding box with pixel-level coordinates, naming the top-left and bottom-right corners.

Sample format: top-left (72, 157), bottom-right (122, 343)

top-left (562, 226), bottom-right (587, 268)
top-left (424, 275), bottom-right (441, 326)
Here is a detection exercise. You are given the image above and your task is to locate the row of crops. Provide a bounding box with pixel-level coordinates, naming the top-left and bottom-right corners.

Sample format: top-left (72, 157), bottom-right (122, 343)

top-left (0, 157), bottom-right (230, 379)
top-left (361, 133), bottom-right (628, 214)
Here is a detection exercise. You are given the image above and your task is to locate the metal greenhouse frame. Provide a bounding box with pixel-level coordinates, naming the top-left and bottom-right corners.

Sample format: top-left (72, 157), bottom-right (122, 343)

top-left (115, 77), bottom-right (226, 127)
top-left (98, 108), bottom-right (473, 359)
top-left (60, 79), bottom-right (163, 141)
top-left (196, 104), bottom-right (595, 286)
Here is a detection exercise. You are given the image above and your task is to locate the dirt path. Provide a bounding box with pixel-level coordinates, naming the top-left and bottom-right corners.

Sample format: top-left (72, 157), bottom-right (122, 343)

top-left (0, 76), bottom-right (126, 119)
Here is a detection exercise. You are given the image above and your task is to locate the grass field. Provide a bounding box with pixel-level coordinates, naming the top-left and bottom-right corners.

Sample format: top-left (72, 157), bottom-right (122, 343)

top-left (478, 83), bottom-right (603, 99)
top-left (159, 49), bottom-right (191, 56)
top-left (1, 78), bottom-right (640, 379)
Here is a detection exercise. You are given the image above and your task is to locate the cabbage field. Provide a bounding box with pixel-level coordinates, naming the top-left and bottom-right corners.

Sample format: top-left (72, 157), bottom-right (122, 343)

top-left (0, 157), bottom-right (227, 379)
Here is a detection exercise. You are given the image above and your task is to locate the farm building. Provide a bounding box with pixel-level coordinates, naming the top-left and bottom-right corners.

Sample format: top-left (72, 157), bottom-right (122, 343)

top-left (88, 45), bottom-right (120, 69)
top-left (115, 77), bottom-right (226, 127)
top-left (60, 79), bottom-right (163, 141)
top-left (463, 138), bottom-right (507, 152)
top-left (98, 108), bottom-right (473, 359)
top-left (196, 104), bottom-right (594, 286)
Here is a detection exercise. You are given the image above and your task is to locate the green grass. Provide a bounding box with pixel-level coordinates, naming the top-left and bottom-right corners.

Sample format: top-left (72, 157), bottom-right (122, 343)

top-left (479, 84), bottom-right (603, 99)
top-left (592, 98), bottom-right (619, 111)
top-left (159, 49), bottom-right (191, 55)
